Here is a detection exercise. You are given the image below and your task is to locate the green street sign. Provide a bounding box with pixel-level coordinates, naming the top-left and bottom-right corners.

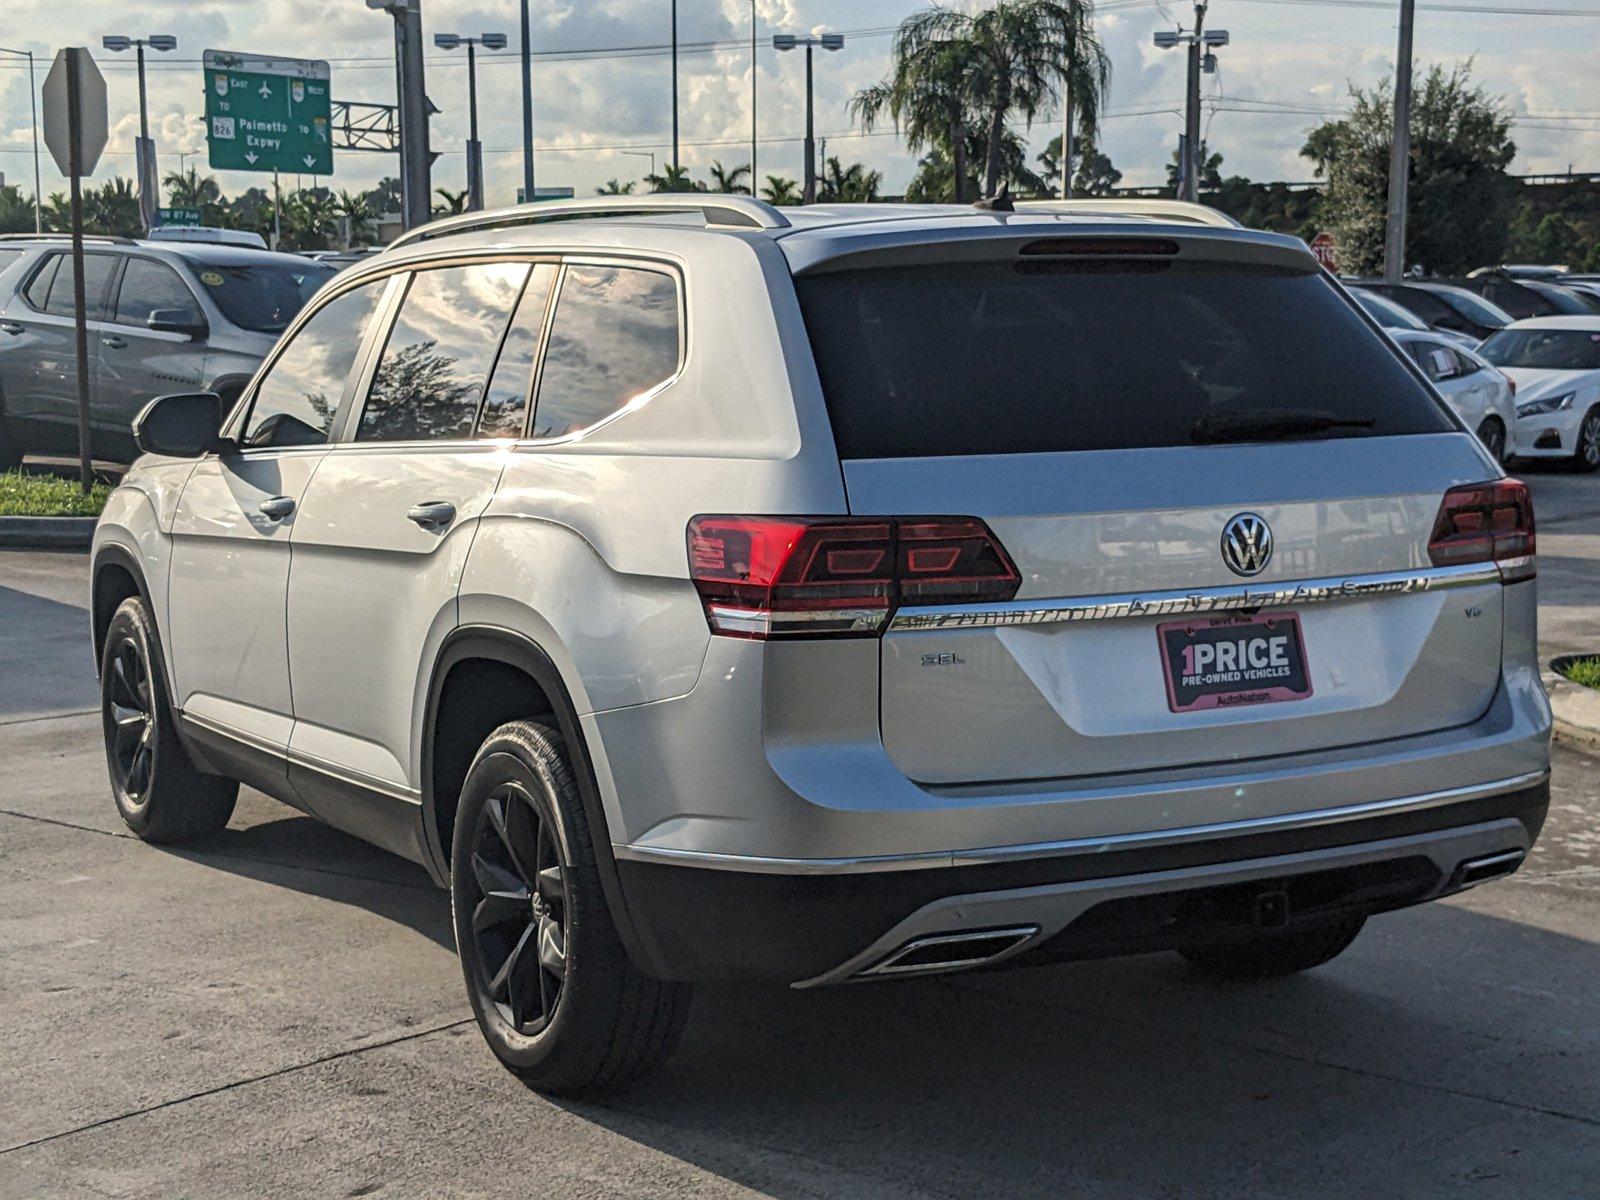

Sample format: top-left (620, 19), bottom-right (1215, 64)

top-left (203, 50), bottom-right (332, 175)
top-left (159, 206), bottom-right (204, 225)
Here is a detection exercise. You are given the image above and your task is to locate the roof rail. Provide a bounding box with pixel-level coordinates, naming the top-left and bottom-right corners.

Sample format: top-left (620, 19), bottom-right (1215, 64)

top-left (389, 194), bottom-right (791, 248)
top-left (0, 232), bottom-right (140, 245)
top-left (1015, 198), bottom-right (1243, 229)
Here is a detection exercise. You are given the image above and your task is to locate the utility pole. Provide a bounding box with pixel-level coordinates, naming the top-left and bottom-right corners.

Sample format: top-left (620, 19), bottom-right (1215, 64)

top-left (1061, 86), bottom-right (1074, 199)
top-left (1182, 1), bottom-right (1206, 204)
top-left (750, 0), bottom-right (758, 186)
top-left (369, 0), bottom-right (433, 231)
top-left (1383, 0), bottom-right (1416, 283)
top-left (671, 0), bottom-right (680, 173)
top-left (520, 0), bottom-right (535, 200)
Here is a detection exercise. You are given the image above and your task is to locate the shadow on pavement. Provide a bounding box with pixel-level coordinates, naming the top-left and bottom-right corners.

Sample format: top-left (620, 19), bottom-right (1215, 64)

top-left (0, 584), bottom-right (97, 719)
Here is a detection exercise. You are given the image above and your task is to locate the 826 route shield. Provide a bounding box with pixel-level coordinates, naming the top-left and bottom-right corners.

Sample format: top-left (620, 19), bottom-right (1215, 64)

top-left (1158, 611), bottom-right (1312, 713)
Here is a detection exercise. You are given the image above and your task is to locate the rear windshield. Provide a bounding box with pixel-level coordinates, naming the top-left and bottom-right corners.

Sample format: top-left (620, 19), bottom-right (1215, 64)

top-left (1429, 286), bottom-right (1511, 327)
top-left (188, 260), bottom-right (336, 333)
top-left (1480, 328), bottom-right (1600, 371)
top-left (1354, 289), bottom-right (1428, 330)
top-left (796, 258), bottom-right (1452, 459)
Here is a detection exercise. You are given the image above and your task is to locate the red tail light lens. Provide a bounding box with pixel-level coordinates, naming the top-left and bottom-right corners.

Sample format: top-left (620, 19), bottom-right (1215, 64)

top-left (687, 515), bottom-right (1021, 639)
top-left (1427, 479), bottom-right (1535, 583)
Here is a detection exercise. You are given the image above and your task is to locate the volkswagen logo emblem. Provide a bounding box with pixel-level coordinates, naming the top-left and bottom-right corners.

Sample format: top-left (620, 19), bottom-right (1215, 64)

top-left (1221, 513), bottom-right (1273, 577)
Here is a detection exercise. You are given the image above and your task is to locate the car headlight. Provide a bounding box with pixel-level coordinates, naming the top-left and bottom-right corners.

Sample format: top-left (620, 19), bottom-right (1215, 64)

top-left (1517, 391), bottom-right (1575, 418)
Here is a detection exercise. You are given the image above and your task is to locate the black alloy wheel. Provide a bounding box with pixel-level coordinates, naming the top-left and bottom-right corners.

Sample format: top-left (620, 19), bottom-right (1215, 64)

top-left (465, 780), bottom-right (569, 1037)
top-left (1476, 418), bottom-right (1507, 465)
top-left (1578, 408), bottom-right (1600, 472)
top-left (105, 637), bottom-right (156, 806)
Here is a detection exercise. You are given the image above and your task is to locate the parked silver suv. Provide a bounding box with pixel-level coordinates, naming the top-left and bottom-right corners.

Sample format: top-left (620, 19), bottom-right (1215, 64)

top-left (90, 196), bottom-right (1551, 1095)
top-left (0, 234), bottom-right (333, 466)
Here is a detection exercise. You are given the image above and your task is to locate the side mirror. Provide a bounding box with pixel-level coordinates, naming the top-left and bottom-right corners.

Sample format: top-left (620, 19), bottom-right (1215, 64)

top-left (133, 392), bottom-right (227, 459)
top-left (148, 308), bottom-right (209, 340)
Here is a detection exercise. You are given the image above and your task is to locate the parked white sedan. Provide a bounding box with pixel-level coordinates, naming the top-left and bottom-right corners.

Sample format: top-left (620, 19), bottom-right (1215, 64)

top-left (1389, 329), bottom-right (1518, 463)
top-left (1478, 317), bottom-right (1600, 471)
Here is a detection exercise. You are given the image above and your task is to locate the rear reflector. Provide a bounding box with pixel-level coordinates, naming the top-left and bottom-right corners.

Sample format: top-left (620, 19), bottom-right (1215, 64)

top-left (1428, 479), bottom-right (1535, 583)
top-left (687, 515), bottom-right (1021, 639)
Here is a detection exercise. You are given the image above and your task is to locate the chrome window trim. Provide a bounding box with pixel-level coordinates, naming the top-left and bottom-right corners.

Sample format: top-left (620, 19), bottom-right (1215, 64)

top-left (611, 769), bottom-right (1550, 875)
top-left (886, 561), bottom-right (1502, 632)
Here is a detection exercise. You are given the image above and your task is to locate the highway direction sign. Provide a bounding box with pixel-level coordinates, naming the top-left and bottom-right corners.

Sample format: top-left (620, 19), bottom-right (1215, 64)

top-left (204, 50), bottom-right (332, 174)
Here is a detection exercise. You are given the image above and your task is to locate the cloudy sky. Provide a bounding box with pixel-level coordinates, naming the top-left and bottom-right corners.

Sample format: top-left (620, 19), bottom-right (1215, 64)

top-left (2, 0), bottom-right (1598, 208)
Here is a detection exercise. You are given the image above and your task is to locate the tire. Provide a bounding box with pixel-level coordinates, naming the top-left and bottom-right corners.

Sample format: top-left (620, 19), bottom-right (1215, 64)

top-left (100, 597), bottom-right (238, 842)
top-left (1179, 916), bottom-right (1365, 981)
top-left (1574, 406), bottom-right (1600, 473)
top-left (450, 720), bottom-right (691, 1095)
top-left (1475, 416), bottom-right (1507, 466)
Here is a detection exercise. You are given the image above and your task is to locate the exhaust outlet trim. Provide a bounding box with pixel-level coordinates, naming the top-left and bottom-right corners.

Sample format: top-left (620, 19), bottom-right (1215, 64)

top-left (859, 925), bottom-right (1040, 979)
top-left (1454, 848), bottom-right (1526, 889)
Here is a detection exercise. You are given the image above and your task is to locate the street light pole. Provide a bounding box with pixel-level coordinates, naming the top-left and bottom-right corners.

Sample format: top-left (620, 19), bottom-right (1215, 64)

top-left (750, 0), bottom-right (758, 187)
top-left (671, 0), bottom-right (680, 173)
top-left (772, 32), bottom-right (843, 206)
top-left (0, 47), bottom-right (43, 231)
top-left (520, 0), bottom-right (535, 200)
top-left (101, 34), bottom-right (177, 231)
top-left (1153, 16), bottom-right (1228, 204)
top-left (434, 32), bottom-right (505, 212)
top-left (1383, 0), bottom-right (1416, 283)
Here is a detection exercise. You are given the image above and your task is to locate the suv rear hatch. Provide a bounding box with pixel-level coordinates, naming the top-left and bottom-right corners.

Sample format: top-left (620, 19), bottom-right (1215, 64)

top-left (792, 230), bottom-right (1522, 786)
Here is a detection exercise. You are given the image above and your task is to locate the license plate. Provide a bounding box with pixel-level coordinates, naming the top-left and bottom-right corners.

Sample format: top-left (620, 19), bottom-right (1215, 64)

top-left (1157, 611), bottom-right (1313, 713)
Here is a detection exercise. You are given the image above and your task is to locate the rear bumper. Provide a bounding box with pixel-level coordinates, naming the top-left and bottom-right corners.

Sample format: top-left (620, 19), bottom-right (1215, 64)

top-left (615, 778), bottom-right (1548, 985)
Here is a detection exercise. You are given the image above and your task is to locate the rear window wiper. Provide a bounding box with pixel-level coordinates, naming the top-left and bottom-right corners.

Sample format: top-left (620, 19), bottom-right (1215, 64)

top-left (1191, 408), bottom-right (1376, 445)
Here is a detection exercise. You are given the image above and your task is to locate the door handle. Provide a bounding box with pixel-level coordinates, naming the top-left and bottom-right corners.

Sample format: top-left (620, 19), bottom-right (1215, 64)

top-left (258, 495), bottom-right (296, 520)
top-left (406, 501), bottom-right (457, 529)
top-left (101, 335), bottom-right (127, 349)
top-left (0, 321), bottom-right (23, 335)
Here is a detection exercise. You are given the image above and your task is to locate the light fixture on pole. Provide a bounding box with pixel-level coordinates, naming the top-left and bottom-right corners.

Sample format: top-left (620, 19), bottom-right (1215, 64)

top-left (101, 33), bottom-right (176, 232)
top-left (0, 46), bottom-right (43, 232)
top-left (1152, 8), bottom-right (1228, 204)
top-left (772, 31), bottom-right (843, 205)
top-left (434, 32), bottom-right (506, 211)
top-left (621, 148), bottom-right (656, 186)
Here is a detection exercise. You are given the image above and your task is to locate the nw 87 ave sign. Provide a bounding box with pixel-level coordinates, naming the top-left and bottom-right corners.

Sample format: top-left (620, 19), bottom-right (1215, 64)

top-left (203, 50), bottom-right (332, 175)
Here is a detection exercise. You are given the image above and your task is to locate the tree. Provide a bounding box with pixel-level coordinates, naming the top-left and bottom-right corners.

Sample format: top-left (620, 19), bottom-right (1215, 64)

top-left (163, 167), bottom-right (221, 214)
top-left (433, 187), bottom-right (469, 217)
top-left (1166, 144), bottom-right (1224, 194)
top-left (760, 175), bottom-right (802, 205)
top-left (817, 158), bottom-right (883, 203)
top-left (876, 1), bottom-right (1111, 199)
top-left (281, 188), bottom-right (340, 250)
top-left (595, 178), bottom-right (636, 195)
top-left (1037, 132), bottom-right (1121, 195)
top-left (334, 190), bottom-right (379, 246)
top-left (644, 164), bottom-right (702, 193)
top-left (906, 126), bottom-right (1046, 201)
top-left (0, 184), bottom-right (36, 233)
top-left (1302, 61), bottom-right (1516, 276)
top-left (363, 177), bottom-right (405, 216)
top-left (85, 179), bottom-right (141, 236)
top-left (707, 161), bottom-right (752, 195)
top-left (853, 34), bottom-right (978, 202)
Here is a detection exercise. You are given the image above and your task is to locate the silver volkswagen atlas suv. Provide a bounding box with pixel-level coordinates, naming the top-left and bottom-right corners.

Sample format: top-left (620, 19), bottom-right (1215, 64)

top-left (90, 196), bottom-right (1551, 1094)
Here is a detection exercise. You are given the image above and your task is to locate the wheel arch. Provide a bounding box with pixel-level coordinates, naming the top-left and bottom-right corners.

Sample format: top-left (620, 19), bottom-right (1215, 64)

top-left (421, 625), bottom-right (652, 972)
top-left (91, 542), bottom-right (155, 677)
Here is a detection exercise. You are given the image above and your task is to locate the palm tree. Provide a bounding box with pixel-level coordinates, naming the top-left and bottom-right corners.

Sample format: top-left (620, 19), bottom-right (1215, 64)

top-left (86, 178), bottom-right (142, 237)
top-left (707, 161), bottom-right (753, 195)
top-left (433, 187), bottom-right (470, 216)
top-left (643, 165), bottom-right (702, 194)
top-left (163, 166), bottom-right (221, 212)
top-left (334, 190), bottom-right (379, 246)
top-left (282, 189), bottom-right (341, 250)
top-left (817, 158), bottom-right (884, 203)
top-left (853, 32), bottom-right (978, 203)
top-left (595, 178), bottom-right (637, 195)
top-left (759, 175), bottom-right (802, 206)
top-left (866, 1), bottom-right (1110, 200)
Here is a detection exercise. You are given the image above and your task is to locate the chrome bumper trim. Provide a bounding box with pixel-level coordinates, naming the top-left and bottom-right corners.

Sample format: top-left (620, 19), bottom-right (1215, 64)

top-left (886, 562), bottom-right (1500, 631)
top-left (611, 768), bottom-right (1549, 875)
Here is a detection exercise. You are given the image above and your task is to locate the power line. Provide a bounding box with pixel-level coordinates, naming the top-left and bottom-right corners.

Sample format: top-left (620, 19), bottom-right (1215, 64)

top-left (1229, 0), bottom-right (1600, 14)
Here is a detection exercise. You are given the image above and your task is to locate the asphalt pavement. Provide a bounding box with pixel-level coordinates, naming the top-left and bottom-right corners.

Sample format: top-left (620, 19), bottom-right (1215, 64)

top-left (2, 468), bottom-right (1599, 1198)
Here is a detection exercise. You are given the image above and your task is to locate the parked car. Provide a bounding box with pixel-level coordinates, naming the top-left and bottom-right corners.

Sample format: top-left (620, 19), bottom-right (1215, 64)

top-left (146, 226), bottom-right (271, 251)
top-left (1358, 280), bottom-right (1514, 344)
top-left (0, 235), bottom-right (334, 466)
top-left (91, 195), bottom-right (1549, 1095)
top-left (1469, 264), bottom-right (1569, 281)
top-left (1478, 316), bottom-right (1600, 470)
top-left (1386, 329), bottom-right (1517, 461)
top-left (1452, 272), bottom-right (1600, 321)
top-left (1347, 285), bottom-right (1476, 349)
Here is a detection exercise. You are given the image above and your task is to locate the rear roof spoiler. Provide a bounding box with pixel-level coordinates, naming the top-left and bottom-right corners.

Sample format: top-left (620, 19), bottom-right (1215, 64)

top-left (1014, 199), bottom-right (1242, 229)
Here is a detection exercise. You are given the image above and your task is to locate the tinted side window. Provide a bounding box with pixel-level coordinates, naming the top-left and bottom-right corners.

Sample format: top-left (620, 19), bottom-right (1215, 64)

top-left (532, 265), bottom-right (680, 439)
top-left (23, 256), bottom-right (57, 308)
top-left (44, 253), bottom-right (116, 320)
top-left (115, 259), bottom-right (200, 326)
top-left (477, 263), bottom-right (558, 439)
top-left (243, 280), bottom-right (386, 448)
top-left (1394, 288), bottom-right (1452, 325)
top-left (356, 262), bottom-right (530, 443)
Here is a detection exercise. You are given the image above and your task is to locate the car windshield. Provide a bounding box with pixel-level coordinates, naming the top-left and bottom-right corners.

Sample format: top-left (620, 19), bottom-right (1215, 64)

top-left (1525, 282), bottom-right (1597, 316)
top-left (188, 260), bottom-right (336, 333)
top-left (1479, 328), bottom-right (1600, 371)
top-left (1429, 286), bottom-right (1512, 327)
top-left (1355, 290), bottom-right (1429, 330)
top-left (796, 256), bottom-right (1452, 458)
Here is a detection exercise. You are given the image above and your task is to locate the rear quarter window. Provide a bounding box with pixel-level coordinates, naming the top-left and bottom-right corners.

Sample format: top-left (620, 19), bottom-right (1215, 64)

top-left (796, 257), bottom-right (1454, 459)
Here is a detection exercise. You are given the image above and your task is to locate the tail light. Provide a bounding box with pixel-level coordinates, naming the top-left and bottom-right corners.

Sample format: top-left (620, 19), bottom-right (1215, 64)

top-left (687, 515), bottom-right (1021, 639)
top-left (1428, 479), bottom-right (1535, 583)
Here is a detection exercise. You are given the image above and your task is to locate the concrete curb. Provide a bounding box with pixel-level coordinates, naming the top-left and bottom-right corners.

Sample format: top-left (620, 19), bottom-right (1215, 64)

top-left (0, 516), bottom-right (95, 550)
top-left (1546, 657), bottom-right (1600, 753)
